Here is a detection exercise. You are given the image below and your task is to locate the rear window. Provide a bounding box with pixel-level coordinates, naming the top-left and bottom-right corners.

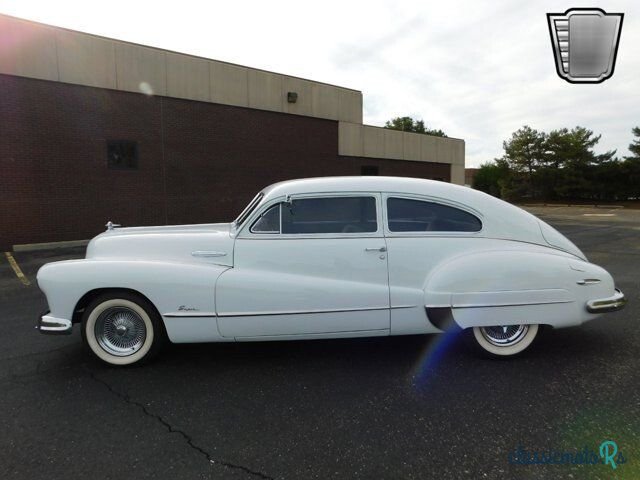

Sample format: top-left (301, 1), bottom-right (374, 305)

top-left (387, 197), bottom-right (481, 232)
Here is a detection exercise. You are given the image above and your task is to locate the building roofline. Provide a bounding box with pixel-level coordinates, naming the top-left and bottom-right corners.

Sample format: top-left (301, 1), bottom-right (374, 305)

top-left (359, 122), bottom-right (465, 143)
top-left (0, 12), bottom-right (362, 94)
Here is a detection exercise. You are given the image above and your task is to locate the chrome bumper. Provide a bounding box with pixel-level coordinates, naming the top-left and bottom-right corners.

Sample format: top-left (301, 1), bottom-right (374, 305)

top-left (36, 310), bottom-right (72, 335)
top-left (586, 288), bottom-right (627, 314)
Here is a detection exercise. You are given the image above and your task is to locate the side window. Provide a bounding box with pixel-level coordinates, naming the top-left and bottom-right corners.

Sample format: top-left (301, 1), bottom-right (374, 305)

top-left (251, 204), bottom-right (281, 233)
top-left (282, 197), bottom-right (377, 234)
top-left (387, 197), bottom-right (481, 232)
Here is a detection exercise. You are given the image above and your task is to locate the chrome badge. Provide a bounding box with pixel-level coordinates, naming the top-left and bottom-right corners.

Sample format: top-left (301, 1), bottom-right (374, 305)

top-left (547, 8), bottom-right (623, 83)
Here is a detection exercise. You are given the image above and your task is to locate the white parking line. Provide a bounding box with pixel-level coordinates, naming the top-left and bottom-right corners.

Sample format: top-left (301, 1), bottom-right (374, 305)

top-left (4, 252), bottom-right (31, 286)
top-left (583, 214), bottom-right (616, 217)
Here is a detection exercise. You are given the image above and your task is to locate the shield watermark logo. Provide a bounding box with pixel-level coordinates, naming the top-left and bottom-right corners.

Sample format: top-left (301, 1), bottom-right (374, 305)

top-left (547, 8), bottom-right (623, 83)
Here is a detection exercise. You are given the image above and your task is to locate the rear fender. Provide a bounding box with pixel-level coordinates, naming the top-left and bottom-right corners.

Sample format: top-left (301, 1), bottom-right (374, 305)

top-left (424, 250), bottom-right (605, 329)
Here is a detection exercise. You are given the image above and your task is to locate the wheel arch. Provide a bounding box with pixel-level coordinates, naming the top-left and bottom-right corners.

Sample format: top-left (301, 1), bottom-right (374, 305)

top-left (38, 259), bottom-right (226, 326)
top-left (72, 287), bottom-right (160, 324)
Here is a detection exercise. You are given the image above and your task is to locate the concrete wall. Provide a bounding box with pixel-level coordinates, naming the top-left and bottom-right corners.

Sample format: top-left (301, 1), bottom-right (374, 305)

top-left (0, 14), bottom-right (363, 123)
top-left (339, 122), bottom-right (465, 185)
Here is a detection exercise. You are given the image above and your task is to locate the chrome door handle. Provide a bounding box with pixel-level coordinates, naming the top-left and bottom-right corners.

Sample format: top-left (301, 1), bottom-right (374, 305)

top-left (365, 246), bottom-right (387, 252)
top-left (191, 251), bottom-right (227, 257)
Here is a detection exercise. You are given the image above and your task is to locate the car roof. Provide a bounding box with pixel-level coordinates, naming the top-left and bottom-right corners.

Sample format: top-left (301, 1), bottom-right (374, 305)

top-left (263, 176), bottom-right (482, 207)
top-left (260, 176), bottom-right (546, 245)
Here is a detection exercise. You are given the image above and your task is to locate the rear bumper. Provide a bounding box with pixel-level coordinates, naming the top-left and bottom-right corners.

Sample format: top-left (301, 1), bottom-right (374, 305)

top-left (586, 288), bottom-right (627, 314)
top-left (36, 310), bottom-right (72, 335)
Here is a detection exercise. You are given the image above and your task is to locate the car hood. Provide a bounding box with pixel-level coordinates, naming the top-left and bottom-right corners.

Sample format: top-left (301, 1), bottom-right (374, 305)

top-left (86, 223), bottom-right (234, 266)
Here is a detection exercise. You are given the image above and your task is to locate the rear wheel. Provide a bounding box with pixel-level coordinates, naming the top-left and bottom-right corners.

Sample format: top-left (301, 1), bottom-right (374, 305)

top-left (471, 324), bottom-right (539, 357)
top-left (81, 292), bottom-right (165, 366)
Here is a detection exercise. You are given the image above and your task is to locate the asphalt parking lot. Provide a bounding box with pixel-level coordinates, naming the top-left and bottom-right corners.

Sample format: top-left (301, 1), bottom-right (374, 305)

top-left (1, 206), bottom-right (638, 479)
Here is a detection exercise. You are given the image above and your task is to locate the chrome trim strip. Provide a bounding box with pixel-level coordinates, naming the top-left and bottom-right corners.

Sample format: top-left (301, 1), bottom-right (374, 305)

top-left (218, 305), bottom-right (413, 318)
top-left (191, 251), bottom-right (227, 257)
top-left (586, 288), bottom-right (626, 313)
top-left (235, 328), bottom-right (390, 340)
top-left (218, 306), bottom-right (387, 317)
top-left (452, 299), bottom-right (574, 308)
top-left (577, 279), bottom-right (601, 285)
top-left (165, 305), bottom-right (415, 318)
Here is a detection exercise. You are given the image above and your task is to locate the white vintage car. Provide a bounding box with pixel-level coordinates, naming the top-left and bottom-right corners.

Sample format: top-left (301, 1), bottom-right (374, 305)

top-left (37, 177), bottom-right (626, 365)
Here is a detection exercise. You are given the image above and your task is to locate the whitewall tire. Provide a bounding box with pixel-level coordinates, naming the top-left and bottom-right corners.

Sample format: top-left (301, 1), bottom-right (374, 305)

top-left (471, 324), bottom-right (540, 357)
top-left (81, 292), bottom-right (164, 366)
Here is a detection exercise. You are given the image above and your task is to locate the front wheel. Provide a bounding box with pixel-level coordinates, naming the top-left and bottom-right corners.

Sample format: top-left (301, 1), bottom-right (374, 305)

top-left (81, 292), bottom-right (165, 366)
top-left (470, 324), bottom-right (540, 357)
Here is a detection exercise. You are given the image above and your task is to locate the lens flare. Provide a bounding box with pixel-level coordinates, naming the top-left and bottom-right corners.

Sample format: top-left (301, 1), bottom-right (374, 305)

top-left (409, 326), bottom-right (464, 389)
top-left (139, 81), bottom-right (154, 96)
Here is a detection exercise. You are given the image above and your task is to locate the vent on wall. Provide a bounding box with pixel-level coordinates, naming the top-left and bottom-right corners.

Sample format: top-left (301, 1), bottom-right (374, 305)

top-left (361, 165), bottom-right (379, 176)
top-left (107, 140), bottom-right (138, 170)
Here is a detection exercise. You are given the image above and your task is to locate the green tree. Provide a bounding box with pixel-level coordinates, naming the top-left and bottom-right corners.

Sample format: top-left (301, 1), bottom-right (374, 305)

top-left (473, 159), bottom-right (510, 198)
top-left (620, 159), bottom-right (640, 199)
top-left (591, 157), bottom-right (625, 201)
top-left (537, 128), bottom-right (572, 199)
top-left (497, 125), bottom-right (619, 200)
top-left (622, 127), bottom-right (640, 199)
top-left (502, 126), bottom-right (546, 197)
top-left (628, 126), bottom-right (640, 158)
top-left (384, 116), bottom-right (447, 137)
top-left (554, 127), bottom-right (615, 199)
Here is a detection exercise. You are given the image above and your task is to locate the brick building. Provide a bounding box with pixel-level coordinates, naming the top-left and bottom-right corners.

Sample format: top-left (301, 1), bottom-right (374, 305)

top-left (0, 14), bottom-right (465, 250)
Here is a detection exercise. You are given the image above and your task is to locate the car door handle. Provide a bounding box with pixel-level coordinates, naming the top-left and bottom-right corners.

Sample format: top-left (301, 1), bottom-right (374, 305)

top-left (365, 246), bottom-right (387, 252)
top-left (191, 251), bottom-right (227, 257)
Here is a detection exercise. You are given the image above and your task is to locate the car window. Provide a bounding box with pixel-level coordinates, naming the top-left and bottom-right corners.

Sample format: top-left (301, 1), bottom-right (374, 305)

top-left (387, 197), bottom-right (481, 232)
top-left (282, 196), bottom-right (377, 234)
top-left (251, 204), bottom-right (281, 233)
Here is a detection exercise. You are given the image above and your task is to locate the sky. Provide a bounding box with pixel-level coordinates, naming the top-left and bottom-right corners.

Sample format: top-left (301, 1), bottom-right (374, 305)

top-left (1, 0), bottom-right (638, 167)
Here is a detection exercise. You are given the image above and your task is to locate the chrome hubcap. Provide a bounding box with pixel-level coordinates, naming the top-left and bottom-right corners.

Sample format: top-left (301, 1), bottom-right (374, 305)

top-left (95, 307), bottom-right (146, 357)
top-left (480, 324), bottom-right (529, 347)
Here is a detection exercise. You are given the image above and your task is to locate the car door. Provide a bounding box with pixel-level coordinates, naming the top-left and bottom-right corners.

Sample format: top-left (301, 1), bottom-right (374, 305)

top-left (215, 193), bottom-right (390, 339)
top-left (383, 194), bottom-right (484, 334)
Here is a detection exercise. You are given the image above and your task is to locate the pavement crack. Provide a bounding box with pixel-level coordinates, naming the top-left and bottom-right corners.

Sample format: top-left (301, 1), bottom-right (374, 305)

top-left (86, 369), bottom-right (274, 480)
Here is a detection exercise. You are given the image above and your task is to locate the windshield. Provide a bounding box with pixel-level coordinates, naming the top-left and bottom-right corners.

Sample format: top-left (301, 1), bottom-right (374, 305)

top-left (234, 192), bottom-right (264, 226)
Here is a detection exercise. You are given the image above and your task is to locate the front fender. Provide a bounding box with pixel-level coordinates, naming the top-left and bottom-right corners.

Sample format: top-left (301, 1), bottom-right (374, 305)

top-left (37, 259), bottom-right (230, 341)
